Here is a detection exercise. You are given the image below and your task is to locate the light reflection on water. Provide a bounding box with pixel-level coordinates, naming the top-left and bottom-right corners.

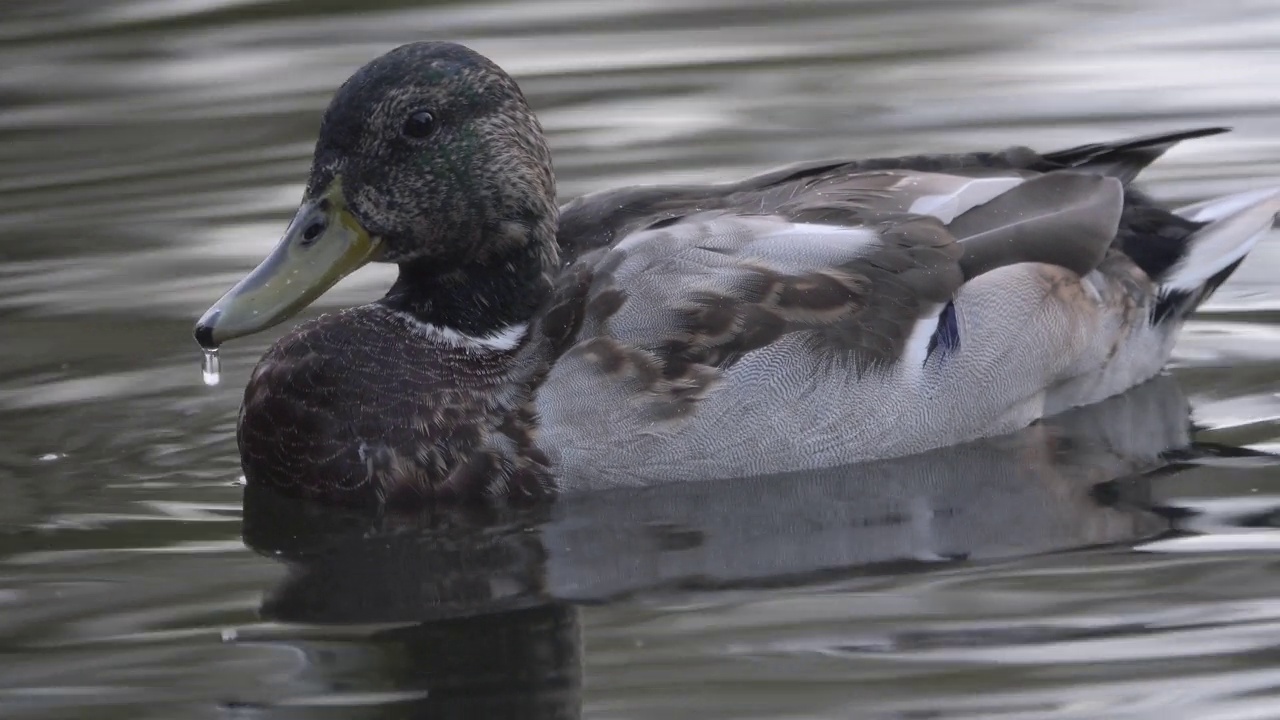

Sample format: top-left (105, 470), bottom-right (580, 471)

top-left (1, 0), bottom-right (1280, 718)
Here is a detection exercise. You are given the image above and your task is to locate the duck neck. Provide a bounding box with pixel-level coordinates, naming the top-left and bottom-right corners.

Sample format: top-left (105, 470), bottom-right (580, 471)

top-left (379, 226), bottom-right (557, 338)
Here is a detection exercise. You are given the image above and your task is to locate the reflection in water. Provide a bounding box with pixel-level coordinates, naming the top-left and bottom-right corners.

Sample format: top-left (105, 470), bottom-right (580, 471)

top-left (234, 605), bottom-right (582, 719)
top-left (240, 375), bottom-right (1218, 717)
top-left (243, 495), bottom-right (576, 717)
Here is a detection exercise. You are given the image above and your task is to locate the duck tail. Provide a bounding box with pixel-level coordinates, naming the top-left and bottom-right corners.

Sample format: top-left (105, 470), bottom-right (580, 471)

top-left (1149, 187), bottom-right (1280, 324)
top-left (1040, 127), bottom-right (1231, 184)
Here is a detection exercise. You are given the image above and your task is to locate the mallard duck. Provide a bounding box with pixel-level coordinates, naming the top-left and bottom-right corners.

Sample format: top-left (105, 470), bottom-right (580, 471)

top-left (195, 41), bottom-right (1280, 506)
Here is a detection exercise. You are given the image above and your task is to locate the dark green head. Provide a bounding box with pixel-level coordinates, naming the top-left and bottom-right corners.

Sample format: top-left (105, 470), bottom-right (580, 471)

top-left (195, 41), bottom-right (560, 347)
top-left (310, 42), bottom-right (558, 264)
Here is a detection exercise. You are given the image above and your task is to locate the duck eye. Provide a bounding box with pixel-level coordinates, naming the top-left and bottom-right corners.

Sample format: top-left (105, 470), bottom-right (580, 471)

top-left (402, 110), bottom-right (436, 139)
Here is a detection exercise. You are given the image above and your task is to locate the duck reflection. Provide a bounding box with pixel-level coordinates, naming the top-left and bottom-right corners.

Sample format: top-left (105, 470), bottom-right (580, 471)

top-left (240, 374), bottom-right (1207, 719)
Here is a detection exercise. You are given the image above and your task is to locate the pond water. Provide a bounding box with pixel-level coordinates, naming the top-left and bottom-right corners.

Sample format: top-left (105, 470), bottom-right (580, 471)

top-left (3, 0), bottom-right (1280, 717)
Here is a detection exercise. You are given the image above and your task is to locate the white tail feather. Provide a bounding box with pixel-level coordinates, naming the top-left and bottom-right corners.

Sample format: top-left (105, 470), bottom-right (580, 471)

top-left (1162, 188), bottom-right (1280, 292)
top-left (1175, 187), bottom-right (1280, 223)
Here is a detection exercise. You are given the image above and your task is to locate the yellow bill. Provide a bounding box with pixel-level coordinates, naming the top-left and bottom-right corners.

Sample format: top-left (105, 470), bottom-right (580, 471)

top-left (194, 178), bottom-right (381, 349)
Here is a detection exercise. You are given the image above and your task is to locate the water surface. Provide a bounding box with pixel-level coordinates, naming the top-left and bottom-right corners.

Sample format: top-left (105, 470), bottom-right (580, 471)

top-left (3, 1), bottom-right (1280, 717)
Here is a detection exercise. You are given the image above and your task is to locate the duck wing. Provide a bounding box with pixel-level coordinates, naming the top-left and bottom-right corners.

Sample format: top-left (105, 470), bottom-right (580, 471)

top-left (535, 169), bottom-right (1126, 486)
top-left (554, 127), bottom-right (1229, 260)
top-left (531, 127), bottom-right (1271, 490)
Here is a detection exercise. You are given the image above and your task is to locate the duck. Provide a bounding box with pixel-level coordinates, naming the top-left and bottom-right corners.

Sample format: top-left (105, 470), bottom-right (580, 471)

top-left (194, 41), bottom-right (1280, 506)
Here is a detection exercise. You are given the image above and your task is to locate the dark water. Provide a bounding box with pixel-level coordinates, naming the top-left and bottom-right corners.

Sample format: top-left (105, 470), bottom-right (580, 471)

top-left (3, 1), bottom-right (1280, 717)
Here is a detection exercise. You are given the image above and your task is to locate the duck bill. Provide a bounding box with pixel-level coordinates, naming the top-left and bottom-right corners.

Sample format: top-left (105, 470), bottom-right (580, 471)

top-left (194, 180), bottom-right (381, 349)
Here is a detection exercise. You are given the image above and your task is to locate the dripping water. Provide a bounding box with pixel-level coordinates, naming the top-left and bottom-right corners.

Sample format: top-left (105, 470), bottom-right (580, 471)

top-left (201, 347), bottom-right (221, 386)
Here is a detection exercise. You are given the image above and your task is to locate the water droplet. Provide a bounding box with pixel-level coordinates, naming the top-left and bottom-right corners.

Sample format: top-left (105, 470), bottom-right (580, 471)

top-left (201, 348), bottom-right (221, 387)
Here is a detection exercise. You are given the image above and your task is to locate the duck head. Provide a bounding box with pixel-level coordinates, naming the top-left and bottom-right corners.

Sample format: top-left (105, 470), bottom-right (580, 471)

top-left (195, 41), bottom-right (559, 349)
